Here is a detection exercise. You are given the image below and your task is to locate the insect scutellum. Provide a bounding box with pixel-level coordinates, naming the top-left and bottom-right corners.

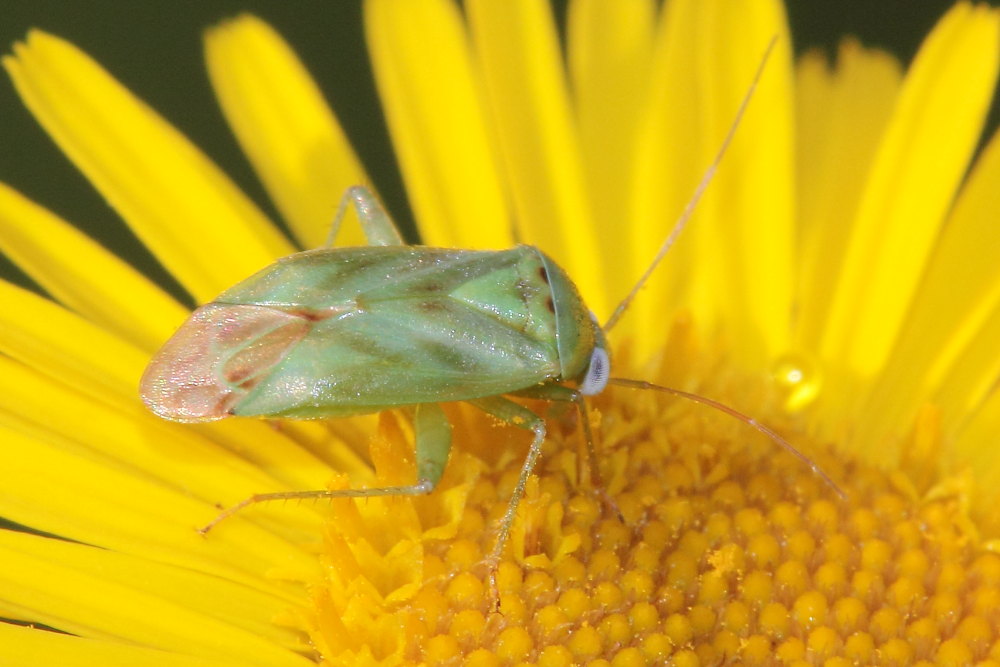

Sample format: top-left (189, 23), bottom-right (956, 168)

top-left (140, 36), bottom-right (842, 601)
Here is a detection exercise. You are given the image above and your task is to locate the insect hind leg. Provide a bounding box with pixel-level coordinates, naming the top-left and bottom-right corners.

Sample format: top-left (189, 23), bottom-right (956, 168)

top-left (200, 403), bottom-right (452, 535)
top-left (197, 481), bottom-right (436, 535)
top-left (325, 185), bottom-right (405, 248)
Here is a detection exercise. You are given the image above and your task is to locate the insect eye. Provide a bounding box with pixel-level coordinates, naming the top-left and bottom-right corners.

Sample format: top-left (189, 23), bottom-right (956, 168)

top-left (579, 346), bottom-right (610, 396)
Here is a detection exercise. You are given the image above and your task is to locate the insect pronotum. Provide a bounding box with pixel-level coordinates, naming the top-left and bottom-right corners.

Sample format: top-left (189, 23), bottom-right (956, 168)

top-left (140, 38), bottom-right (842, 592)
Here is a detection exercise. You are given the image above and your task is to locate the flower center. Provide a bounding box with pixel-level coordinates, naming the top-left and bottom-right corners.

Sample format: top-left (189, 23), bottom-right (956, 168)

top-left (305, 369), bottom-right (997, 665)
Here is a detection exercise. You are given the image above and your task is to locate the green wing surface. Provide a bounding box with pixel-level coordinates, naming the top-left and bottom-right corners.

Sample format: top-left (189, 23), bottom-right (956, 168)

top-left (219, 246), bottom-right (564, 418)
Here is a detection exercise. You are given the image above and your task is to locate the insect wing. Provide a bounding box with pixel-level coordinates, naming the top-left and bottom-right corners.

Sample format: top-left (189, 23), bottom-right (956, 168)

top-left (214, 246), bottom-right (502, 311)
top-left (139, 303), bottom-right (311, 422)
top-left (231, 294), bottom-right (559, 418)
top-left (143, 245), bottom-right (566, 421)
top-left (229, 247), bottom-right (565, 418)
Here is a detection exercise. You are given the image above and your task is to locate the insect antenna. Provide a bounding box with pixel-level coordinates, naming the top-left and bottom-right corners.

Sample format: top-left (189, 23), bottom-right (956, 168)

top-left (603, 36), bottom-right (778, 333)
top-left (608, 377), bottom-right (846, 499)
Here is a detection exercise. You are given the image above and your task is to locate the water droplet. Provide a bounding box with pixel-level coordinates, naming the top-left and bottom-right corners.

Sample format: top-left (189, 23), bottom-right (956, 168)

top-left (772, 353), bottom-right (822, 411)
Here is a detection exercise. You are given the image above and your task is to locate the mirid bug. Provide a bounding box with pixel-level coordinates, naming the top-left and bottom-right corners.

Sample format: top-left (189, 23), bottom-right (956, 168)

top-left (140, 39), bottom-right (841, 585)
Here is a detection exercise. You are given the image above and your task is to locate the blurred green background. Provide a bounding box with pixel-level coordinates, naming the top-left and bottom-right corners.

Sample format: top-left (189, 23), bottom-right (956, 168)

top-left (0, 0), bottom-right (991, 301)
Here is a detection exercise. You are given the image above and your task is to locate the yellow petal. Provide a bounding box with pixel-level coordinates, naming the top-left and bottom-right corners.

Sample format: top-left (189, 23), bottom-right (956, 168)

top-left (0, 279), bottom-right (150, 403)
top-left (690, 0), bottom-right (795, 364)
top-left (0, 529), bottom-right (309, 655)
top-left (364, 0), bottom-right (511, 249)
top-left (795, 41), bottom-right (903, 352)
top-left (205, 15), bottom-right (370, 249)
top-left (567, 0), bottom-right (656, 304)
top-left (627, 0), bottom-right (705, 356)
top-left (0, 185), bottom-right (188, 352)
top-left (0, 622), bottom-right (250, 667)
top-left (819, 3), bottom-right (1000, 389)
top-left (858, 123), bottom-right (1000, 451)
top-left (934, 305), bottom-right (1000, 441)
top-left (628, 0), bottom-right (794, 364)
top-left (0, 531), bottom-right (312, 666)
top-left (0, 417), bottom-right (319, 588)
top-left (956, 383), bottom-right (1000, 498)
top-left (465, 0), bottom-right (605, 313)
top-left (3, 31), bottom-right (293, 303)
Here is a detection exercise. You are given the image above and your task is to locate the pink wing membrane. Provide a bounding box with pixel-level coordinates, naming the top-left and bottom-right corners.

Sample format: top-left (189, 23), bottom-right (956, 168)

top-left (139, 303), bottom-right (311, 422)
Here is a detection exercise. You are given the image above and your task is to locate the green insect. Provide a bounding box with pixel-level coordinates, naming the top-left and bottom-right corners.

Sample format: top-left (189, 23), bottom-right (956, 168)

top-left (141, 183), bottom-right (614, 561)
top-left (140, 40), bottom-right (839, 582)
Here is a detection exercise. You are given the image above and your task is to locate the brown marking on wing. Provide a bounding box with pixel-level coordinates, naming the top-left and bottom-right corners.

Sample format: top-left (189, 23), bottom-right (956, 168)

top-left (420, 281), bottom-right (444, 293)
top-left (417, 300), bottom-right (447, 313)
top-left (283, 307), bottom-right (326, 322)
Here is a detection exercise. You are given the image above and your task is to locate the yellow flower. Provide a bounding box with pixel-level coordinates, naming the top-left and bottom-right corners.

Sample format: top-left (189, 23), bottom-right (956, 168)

top-left (2, 1), bottom-right (1000, 665)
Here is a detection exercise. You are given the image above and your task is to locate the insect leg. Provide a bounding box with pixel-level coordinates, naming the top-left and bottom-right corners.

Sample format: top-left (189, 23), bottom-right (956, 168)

top-left (467, 396), bottom-right (546, 597)
top-left (199, 403), bottom-right (451, 534)
top-left (511, 383), bottom-right (602, 487)
top-left (325, 185), bottom-right (405, 248)
top-left (512, 384), bottom-right (621, 520)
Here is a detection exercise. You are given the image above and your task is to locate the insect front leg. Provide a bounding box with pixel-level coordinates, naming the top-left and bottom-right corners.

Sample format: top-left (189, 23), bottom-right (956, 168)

top-left (467, 396), bottom-right (547, 599)
top-left (511, 383), bottom-right (602, 489)
top-left (199, 403), bottom-right (451, 534)
top-left (512, 383), bottom-right (623, 527)
top-left (325, 185), bottom-right (405, 248)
